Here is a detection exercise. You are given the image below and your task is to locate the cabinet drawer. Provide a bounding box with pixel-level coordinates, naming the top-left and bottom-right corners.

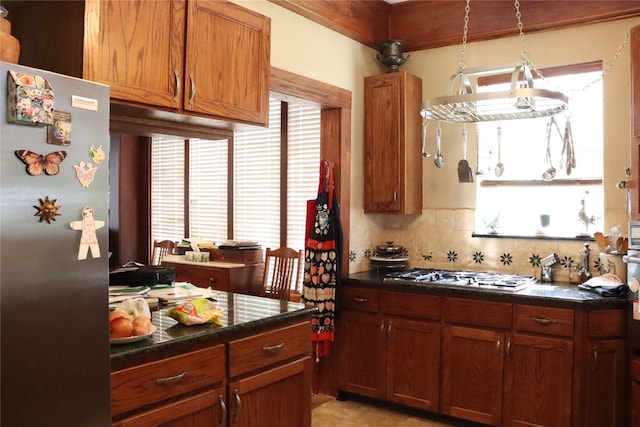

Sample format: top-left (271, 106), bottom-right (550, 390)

top-left (380, 290), bottom-right (441, 320)
top-left (341, 287), bottom-right (380, 312)
top-left (111, 345), bottom-right (225, 417)
top-left (515, 305), bottom-right (574, 337)
top-left (589, 309), bottom-right (625, 337)
top-left (228, 322), bottom-right (311, 378)
top-left (165, 262), bottom-right (231, 290)
top-left (443, 297), bottom-right (512, 329)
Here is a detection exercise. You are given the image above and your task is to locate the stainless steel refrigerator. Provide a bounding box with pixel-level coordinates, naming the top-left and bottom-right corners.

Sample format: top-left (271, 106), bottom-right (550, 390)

top-left (0, 61), bottom-right (111, 426)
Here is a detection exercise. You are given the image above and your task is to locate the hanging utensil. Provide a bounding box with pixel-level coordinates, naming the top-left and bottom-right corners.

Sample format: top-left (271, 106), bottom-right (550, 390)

top-left (434, 121), bottom-right (445, 168)
top-left (542, 117), bottom-right (562, 181)
top-left (420, 110), bottom-right (431, 158)
top-left (494, 126), bottom-right (504, 177)
top-left (475, 127), bottom-right (484, 176)
top-left (564, 117), bottom-right (576, 174)
top-left (457, 125), bottom-right (474, 183)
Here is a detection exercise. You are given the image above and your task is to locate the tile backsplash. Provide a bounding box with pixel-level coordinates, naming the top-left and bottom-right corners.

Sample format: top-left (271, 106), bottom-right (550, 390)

top-left (348, 208), bottom-right (610, 283)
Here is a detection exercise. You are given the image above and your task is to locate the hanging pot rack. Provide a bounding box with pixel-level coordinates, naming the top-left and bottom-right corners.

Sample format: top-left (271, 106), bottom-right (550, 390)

top-left (421, 0), bottom-right (569, 123)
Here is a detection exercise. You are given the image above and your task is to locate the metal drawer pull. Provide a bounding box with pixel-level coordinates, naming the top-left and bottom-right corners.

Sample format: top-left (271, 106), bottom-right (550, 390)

top-left (532, 316), bottom-right (556, 325)
top-left (593, 346), bottom-right (598, 369)
top-left (233, 389), bottom-right (241, 423)
top-left (173, 69), bottom-right (181, 101)
top-left (352, 297), bottom-right (368, 303)
top-left (218, 394), bottom-right (227, 427)
top-left (496, 338), bottom-right (501, 358)
top-left (155, 371), bottom-right (187, 385)
top-left (262, 342), bottom-right (285, 352)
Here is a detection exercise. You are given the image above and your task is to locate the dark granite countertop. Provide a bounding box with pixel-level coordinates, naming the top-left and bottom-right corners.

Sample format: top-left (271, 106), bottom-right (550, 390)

top-left (342, 270), bottom-right (627, 310)
top-left (110, 291), bottom-right (315, 365)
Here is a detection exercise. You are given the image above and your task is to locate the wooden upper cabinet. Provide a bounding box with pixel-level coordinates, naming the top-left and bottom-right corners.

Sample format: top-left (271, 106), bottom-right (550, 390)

top-left (364, 72), bottom-right (422, 214)
top-left (83, 0), bottom-right (270, 126)
top-left (83, 0), bottom-right (186, 109)
top-left (185, 0), bottom-right (270, 125)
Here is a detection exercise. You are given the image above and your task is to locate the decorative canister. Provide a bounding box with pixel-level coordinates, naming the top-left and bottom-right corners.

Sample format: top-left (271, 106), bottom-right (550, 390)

top-left (376, 39), bottom-right (409, 73)
top-left (599, 253), bottom-right (627, 283)
top-left (0, 6), bottom-right (20, 64)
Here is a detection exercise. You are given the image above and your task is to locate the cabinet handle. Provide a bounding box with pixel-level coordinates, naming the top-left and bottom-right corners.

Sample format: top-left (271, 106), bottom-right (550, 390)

top-left (506, 337), bottom-right (512, 359)
top-left (532, 316), bottom-right (556, 325)
top-left (233, 388), bottom-right (241, 423)
top-left (352, 297), bottom-right (368, 303)
top-left (155, 371), bottom-right (187, 385)
top-left (593, 346), bottom-right (598, 370)
top-left (189, 73), bottom-right (196, 104)
top-left (496, 338), bottom-right (501, 358)
top-left (393, 191), bottom-right (397, 203)
top-left (209, 277), bottom-right (216, 283)
top-left (262, 342), bottom-right (285, 352)
top-left (218, 394), bottom-right (227, 427)
top-left (388, 322), bottom-right (392, 333)
top-left (173, 69), bottom-right (181, 101)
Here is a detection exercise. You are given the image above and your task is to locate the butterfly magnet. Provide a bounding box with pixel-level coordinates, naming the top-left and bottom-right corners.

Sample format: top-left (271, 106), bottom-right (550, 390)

top-left (15, 150), bottom-right (67, 176)
top-left (73, 162), bottom-right (98, 188)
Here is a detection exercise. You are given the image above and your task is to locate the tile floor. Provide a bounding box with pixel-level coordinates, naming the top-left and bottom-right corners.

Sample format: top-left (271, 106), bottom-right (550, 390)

top-left (311, 394), bottom-right (474, 427)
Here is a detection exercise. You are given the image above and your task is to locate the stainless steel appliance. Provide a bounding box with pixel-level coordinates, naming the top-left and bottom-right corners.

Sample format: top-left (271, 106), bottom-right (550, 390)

top-left (0, 62), bottom-right (111, 425)
top-left (383, 268), bottom-right (537, 292)
top-left (626, 221), bottom-right (640, 349)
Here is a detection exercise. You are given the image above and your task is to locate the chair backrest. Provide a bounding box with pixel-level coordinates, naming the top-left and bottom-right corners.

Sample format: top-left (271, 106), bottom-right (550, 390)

top-left (152, 240), bottom-right (176, 265)
top-left (262, 247), bottom-right (303, 301)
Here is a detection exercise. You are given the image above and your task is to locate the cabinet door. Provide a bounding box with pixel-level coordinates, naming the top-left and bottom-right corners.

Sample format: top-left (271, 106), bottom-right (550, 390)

top-left (184, 0), bottom-right (270, 126)
top-left (338, 310), bottom-right (386, 399)
top-left (115, 387), bottom-right (226, 427)
top-left (364, 72), bottom-right (422, 214)
top-left (583, 339), bottom-right (627, 427)
top-left (84, 0), bottom-right (186, 108)
top-left (228, 357), bottom-right (311, 427)
top-left (442, 325), bottom-right (504, 426)
top-left (386, 316), bottom-right (440, 411)
top-left (502, 333), bottom-right (573, 427)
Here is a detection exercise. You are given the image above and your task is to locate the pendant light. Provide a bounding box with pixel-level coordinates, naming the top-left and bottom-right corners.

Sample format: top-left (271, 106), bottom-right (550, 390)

top-left (421, 0), bottom-right (569, 123)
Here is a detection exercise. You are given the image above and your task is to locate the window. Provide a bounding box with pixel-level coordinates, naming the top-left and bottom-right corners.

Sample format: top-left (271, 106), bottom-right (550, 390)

top-left (474, 64), bottom-right (603, 238)
top-left (151, 98), bottom-right (321, 251)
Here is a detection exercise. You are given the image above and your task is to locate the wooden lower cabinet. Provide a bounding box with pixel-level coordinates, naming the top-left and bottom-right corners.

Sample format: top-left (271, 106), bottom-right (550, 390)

top-left (339, 288), bottom-right (441, 412)
top-left (113, 387), bottom-right (226, 427)
top-left (228, 357), bottom-right (311, 427)
top-left (503, 334), bottom-right (573, 427)
top-left (338, 285), bottom-right (626, 427)
top-left (442, 325), bottom-right (505, 425)
top-left (112, 320), bottom-right (312, 426)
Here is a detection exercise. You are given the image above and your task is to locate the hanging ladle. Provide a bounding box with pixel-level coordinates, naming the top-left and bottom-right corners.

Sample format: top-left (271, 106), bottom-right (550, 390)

top-left (542, 117), bottom-right (563, 181)
top-left (420, 110), bottom-right (430, 158)
top-left (434, 121), bottom-right (445, 168)
top-left (494, 126), bottom-right (504, 177)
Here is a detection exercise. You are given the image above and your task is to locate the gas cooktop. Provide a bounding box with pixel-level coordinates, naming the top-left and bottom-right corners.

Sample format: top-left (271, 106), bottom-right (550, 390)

top-left (383, 269), bottom-right (537, 292)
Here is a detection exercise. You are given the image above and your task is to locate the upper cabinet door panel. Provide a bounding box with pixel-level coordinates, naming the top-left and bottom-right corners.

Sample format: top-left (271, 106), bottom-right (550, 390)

top-left (83, 0), bottom-right (186, 109)
top-left (184, 0), bottom-right (270, 126)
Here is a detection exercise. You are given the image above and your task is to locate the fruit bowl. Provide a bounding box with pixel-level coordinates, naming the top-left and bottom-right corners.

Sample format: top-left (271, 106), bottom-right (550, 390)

top-left (110, 324), bottom-right (157, 345)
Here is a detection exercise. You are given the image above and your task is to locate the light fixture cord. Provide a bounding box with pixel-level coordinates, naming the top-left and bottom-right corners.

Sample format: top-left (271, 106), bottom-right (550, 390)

top-left (457, 0), bottom-right (472, 74)
top-left (514, 0), bottom-right (629, 93)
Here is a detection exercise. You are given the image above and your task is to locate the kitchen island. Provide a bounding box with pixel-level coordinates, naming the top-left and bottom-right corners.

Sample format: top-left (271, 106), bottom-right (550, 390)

top-left (339, 270), bottom-right (627, 427)
top-left (111, 292), bottom-right (315, 426)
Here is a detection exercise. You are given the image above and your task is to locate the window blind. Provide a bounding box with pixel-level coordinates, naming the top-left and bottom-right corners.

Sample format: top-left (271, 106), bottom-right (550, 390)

top-left (151, 136), bottom-right (185, 243)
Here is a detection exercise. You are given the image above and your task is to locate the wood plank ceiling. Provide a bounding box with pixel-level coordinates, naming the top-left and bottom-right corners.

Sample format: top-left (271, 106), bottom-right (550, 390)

top-left (270, 0), bottom-right (640, 51)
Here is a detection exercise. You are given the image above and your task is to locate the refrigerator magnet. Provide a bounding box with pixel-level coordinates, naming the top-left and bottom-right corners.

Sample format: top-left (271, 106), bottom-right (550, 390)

top-left (73, 162), bottom-right (97, 188)
top-left (15, 149), bottom-right (67, 176)
top-left (47, 111), bottom-right (71, 146)
top-left (89, 144), bottom-right (105, 164)
top-left (33, 196), bottom-right (61, 224)
top-left (70, 206), bottom-right (105, 260)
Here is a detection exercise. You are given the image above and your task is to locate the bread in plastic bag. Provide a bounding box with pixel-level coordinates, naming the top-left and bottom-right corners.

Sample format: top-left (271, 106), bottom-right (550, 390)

top-left (167, 298), bottom-right (223, 326)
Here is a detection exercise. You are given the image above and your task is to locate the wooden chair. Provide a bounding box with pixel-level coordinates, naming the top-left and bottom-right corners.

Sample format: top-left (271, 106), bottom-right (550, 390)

top-left (151, 240), bottom-right (176, 265)
top-left (263, 247), bottom-right (303, 301)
